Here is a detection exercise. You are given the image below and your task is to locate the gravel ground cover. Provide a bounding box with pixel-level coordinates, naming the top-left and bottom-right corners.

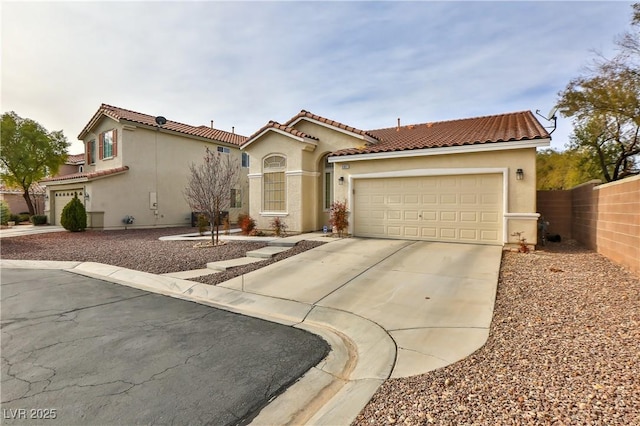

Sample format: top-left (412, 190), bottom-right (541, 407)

top-left (0, 227), bottom-right (277, 274)
top-left (354, 240), bottom-right (639, 425)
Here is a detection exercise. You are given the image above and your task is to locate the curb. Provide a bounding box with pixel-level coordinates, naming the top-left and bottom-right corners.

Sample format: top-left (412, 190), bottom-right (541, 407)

top-left (1, 259), bottom-right (396, 425)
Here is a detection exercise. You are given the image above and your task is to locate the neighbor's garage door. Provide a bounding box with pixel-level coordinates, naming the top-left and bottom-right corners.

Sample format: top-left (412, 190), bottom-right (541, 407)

top-left (354, 174), bottom-right (503, 244)
top-left (53, 189), bottom-right (83, 226)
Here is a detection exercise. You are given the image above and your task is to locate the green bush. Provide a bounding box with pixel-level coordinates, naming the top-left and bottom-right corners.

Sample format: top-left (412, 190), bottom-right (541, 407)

top-left (0, 200), bottom-right (10, 225)
top-left (18, 213), bottom-right (31, 223)
top-left (60, 195), bottom-right (87, 232)
top-left (31, 215), bottom-right (47, 225)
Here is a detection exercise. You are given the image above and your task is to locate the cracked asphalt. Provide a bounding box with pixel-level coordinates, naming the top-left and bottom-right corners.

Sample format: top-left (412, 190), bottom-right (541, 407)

top-left (1, 268), bottom-right (329, 425)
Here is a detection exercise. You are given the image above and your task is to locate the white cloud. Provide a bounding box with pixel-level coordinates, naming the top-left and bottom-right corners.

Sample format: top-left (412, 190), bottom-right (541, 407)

top-left (1, 1), bottom-right (634, 153)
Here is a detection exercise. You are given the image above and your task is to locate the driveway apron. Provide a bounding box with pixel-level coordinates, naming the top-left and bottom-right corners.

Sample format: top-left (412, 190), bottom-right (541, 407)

top-left (219, 238), bottom-right (502, 378)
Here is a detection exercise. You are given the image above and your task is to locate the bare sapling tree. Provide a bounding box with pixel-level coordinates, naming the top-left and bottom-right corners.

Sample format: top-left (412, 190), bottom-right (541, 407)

top-left (184, 147), bottom-right (239, 245)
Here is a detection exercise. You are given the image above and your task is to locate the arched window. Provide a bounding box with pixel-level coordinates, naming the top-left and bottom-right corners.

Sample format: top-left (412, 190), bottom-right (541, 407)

top-left (263, 155), bottom-right (286, 212)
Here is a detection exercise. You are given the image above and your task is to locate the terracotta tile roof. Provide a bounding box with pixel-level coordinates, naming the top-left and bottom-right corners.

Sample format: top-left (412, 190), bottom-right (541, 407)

top-left (66, 153), bottom-right (85, 165)
top-left (41, 166), bottom-right (129, 183)
top-left (286, 110), bottom-right (380, 141)
top-left (243, 121), bottom-right (319, 147)
top-left (330, 111), bottom-right (550, 157)
top-left (0, 183), bottom-right (45, 194)
top-left (79, 104), bottom-right (247, 146)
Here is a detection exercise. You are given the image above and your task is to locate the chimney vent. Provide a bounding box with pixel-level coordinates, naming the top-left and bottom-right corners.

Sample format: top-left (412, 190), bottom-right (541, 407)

top-left (397, 117), bottom-right (401, 131)
top-left (232, 126), bottom-right (235, 134)
top-left (210, 120), bottom-right (214, 129)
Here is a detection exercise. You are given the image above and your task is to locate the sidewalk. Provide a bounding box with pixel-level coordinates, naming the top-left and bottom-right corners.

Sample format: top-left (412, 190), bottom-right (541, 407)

top-left (0, 224), bottom-right (65, 239)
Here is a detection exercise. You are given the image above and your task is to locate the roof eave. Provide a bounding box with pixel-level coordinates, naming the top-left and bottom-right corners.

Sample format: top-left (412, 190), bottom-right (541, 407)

top-left (289, 116), bottom-right (378, 144)
top-left (328, 138), bottom-right (551, 162)
top-left (241, 127), bottom-right (317, 150)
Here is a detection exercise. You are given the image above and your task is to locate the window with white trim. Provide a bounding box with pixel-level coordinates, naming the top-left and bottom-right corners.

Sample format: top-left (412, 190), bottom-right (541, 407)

top-left (263, 155), bottom-right (286, 212)
top-left (242, 152), bottom-right (250, 168)
top-left (99, 129), bottom-right (117, 159)
top-left (217, 146), bottom-right (230, 154)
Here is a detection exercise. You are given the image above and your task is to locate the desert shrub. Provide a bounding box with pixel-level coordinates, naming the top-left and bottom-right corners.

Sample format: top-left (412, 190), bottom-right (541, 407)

top-left (329, 200), bottom-right (349, 237)
top-left (18, 213), bottom-right (31, 223)
top-left (238, 213), bottom-right (256, 235)
top-left (197, 214), bottom-right (209, 235)
top-left (270, 216), bottom-right (288, 237)
top-left (31, 215), bottom-right (47, 225)
top-left (0, 200), bottom-right (10, 225)
top-left (60, 195), bottom-right (87, 232)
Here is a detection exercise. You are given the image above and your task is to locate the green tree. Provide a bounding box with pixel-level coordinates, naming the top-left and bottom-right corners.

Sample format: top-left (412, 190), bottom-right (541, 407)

top-left (536, 148), bottom-right (600, 190)
top-left (1, 112), bottom-right (69, 215)
top-left (60, 194), bottom-right (87, 232)
top-left (557, 4), bottom-right (640, 182)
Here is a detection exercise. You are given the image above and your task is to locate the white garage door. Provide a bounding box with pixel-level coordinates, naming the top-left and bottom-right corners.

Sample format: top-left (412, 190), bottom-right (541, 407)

top-left (354, 174), bottom-right (503, 244)
top-left (53, 189), bottom-right (83, 226)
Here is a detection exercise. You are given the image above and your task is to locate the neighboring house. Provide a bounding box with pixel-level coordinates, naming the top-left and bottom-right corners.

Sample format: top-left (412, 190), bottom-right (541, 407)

top-left (41, 104), bottom-right (249, 229)
top-left (242, 110), bottom-right (550, 246)
top-left (0, 182), bottom-right (45, 216)
top-left (57, 153), bottom-right (86, 176)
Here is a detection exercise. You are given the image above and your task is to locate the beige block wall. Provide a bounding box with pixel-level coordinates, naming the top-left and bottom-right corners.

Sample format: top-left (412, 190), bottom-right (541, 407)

top-left (537, 190), bottom-right (573, 238)
top-left (333, 148), bottom-right (539, 245)
top-left (574, 177), bottom-right (640, 276)
top-left (536, 176), bottom-right (639, 276)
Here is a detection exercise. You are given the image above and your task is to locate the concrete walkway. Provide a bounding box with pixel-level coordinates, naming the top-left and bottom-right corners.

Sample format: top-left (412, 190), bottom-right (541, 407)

top-left (1, 237), bottom-right (502, 425)
top-left (0, 224), bottom-right (65, 238)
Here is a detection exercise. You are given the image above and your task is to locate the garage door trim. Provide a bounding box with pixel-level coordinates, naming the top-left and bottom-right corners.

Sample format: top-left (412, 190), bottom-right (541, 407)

top-left (348, 167), bottom-right (509, 243)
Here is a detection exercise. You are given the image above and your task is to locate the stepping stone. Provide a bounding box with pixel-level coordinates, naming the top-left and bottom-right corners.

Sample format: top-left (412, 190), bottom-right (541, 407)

top-left (207, 257), bottom-right (264, 271)
top-left (246, 246), bottom-right (290, 258)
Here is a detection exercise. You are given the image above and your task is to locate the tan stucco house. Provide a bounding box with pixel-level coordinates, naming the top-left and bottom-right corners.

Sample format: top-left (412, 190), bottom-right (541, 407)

top-left (242, 110), bottom-right (550, 246)
top-left (41, 104), bottom-right (249, 229)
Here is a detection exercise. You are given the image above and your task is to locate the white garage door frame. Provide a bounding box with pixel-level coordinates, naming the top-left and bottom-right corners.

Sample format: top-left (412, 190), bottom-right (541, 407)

top-left (347, 167), bottom-right (538, 244)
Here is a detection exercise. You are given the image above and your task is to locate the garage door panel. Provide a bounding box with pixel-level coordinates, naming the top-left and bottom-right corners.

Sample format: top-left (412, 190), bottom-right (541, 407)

top-left (404, 210), bottom-right (420, 220)
top-left (440, 194), bottom-right (457, 204)
top-left (354, 174), bottom-right (503, 245)
top-left (460, 194), bottom-right (477, 204)
top-left (459, 229), bottom-right (478, 240)
top-left (460, 211), bottom-right (477, 222)
top-left (440, 211), bottom-right (456, 221)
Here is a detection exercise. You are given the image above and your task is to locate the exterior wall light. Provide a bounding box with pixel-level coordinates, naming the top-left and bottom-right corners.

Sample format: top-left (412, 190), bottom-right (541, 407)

top-left (84, 192), bottom-right (90, 201)
top-left (338, 176), bottom-right (345, 185)
top-left (516, 169), bottom-right (524, 180)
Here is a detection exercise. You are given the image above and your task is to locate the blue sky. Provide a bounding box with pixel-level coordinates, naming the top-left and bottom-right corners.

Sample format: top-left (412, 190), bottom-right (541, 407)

top-left (1, 1), bottom-right (634, 154)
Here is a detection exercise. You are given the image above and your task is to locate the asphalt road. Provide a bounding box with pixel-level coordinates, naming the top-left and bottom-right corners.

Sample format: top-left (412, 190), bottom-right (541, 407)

top-left (1, 268), bottom-right (329, 425)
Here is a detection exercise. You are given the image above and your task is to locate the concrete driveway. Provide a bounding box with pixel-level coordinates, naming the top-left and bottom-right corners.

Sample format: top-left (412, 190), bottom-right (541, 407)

top-left (219, 238), bottom-right (502, 378)
top-left (0, 268), bottom-right (328, 425)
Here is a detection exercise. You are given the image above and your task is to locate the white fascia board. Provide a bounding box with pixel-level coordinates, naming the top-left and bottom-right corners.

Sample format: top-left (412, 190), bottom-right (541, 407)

top-left (289, 117), bottom-right (378, 144)
top-left (242, 127), bottom-right (317, 150)
top-left (329, 138), bottom-right (551, 163)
